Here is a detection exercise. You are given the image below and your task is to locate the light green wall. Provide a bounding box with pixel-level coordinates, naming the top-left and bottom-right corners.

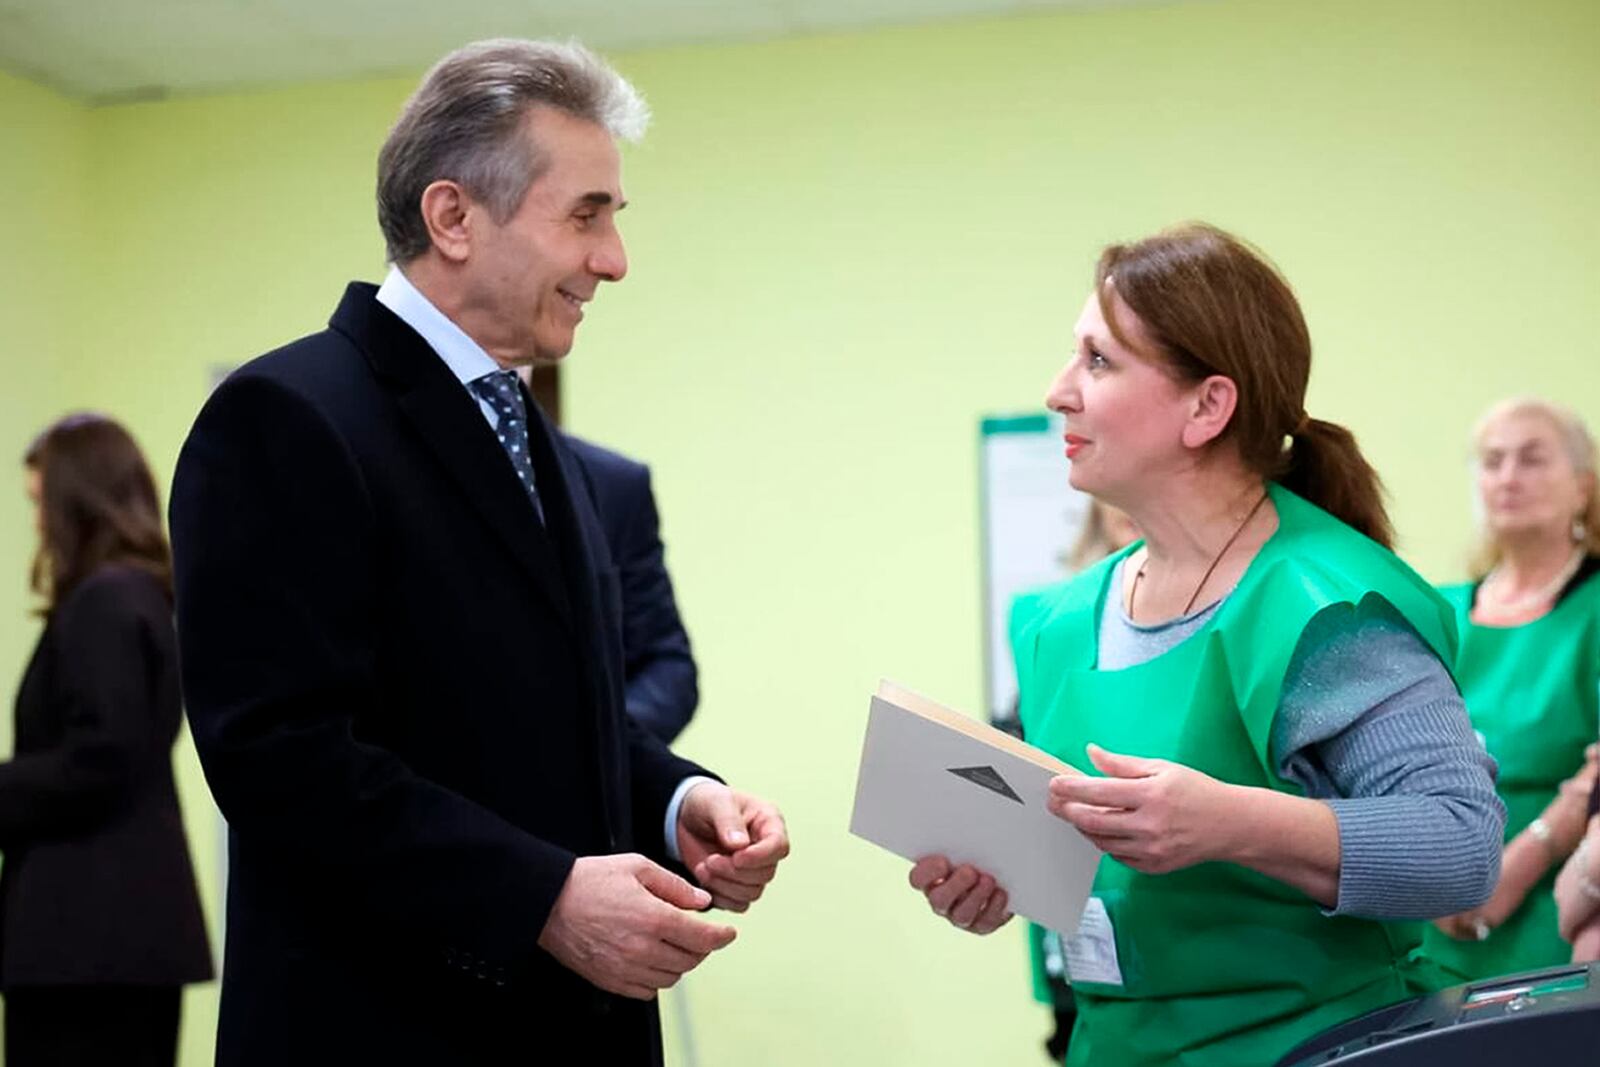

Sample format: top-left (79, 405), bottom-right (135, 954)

top-left (0, 69), bottom-right (84, 721)
top-left (3, 0), bottom-right (1597, 1062)
top-left (0, 74), bottom-right (225, 1066)
top-left (0, 66), bottom-right (91, 1048)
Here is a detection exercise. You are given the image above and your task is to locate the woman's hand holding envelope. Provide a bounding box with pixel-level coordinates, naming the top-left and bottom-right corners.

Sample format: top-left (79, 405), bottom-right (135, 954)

top-left (1047, 743), bottom-right (1342, 906)
top-left (908, 856), bottom-right (1015, 935)
top-left (1045, 743), bottom-right (1235, 875)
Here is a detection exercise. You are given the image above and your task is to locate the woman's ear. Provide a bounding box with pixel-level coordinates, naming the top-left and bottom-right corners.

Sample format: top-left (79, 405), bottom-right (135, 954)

top-left (1180, 375), bottom-right (1238, 450)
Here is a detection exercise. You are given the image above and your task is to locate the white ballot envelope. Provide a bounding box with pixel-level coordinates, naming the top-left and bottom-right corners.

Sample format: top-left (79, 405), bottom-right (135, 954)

top-left (849, 679), bottom-right (1103, 935)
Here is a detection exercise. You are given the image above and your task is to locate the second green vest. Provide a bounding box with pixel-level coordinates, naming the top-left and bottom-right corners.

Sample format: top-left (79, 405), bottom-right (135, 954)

top-left (1422, 569), bottom-right (1600, 980)
top-left (1013, 485), bottom-right (1460, 1067)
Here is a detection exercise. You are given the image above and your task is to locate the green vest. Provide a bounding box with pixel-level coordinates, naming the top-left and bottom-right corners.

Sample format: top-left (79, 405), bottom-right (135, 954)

top-left (1008, 584), bottom-right (1079, 1010)
top-left (1012, 484), bottom-right (1460, 1067)
top-left (1421, 571), bottom-right (1600, 980)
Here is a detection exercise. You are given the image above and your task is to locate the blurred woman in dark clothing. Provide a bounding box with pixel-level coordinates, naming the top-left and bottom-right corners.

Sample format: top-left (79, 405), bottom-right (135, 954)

top-left (1, 413), bottom-right (212, 1066)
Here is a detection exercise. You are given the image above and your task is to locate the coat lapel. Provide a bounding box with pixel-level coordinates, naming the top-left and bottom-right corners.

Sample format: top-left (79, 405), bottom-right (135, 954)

top-left (329, 284), bottom-right (575, 629)
top-left (526, 399), bottom-right (617, 708)
top-left (524, 398), bottom-right (624, 836)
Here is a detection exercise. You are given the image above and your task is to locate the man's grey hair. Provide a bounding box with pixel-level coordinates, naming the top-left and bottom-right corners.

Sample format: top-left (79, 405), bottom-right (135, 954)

top-left (377, 38), bottom-right (649, 263)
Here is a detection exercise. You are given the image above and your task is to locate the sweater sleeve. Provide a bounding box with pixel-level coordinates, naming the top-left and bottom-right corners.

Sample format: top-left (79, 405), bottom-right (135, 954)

top-left (1271, 601), bottom-right (1506, 920)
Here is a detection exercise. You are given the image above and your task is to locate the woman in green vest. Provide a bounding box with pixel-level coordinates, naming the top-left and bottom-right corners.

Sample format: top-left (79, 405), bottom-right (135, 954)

top-left (909, 223), bottom-right (1504, 1067)
top-left (1427, 398), bottom-right (1600, 978)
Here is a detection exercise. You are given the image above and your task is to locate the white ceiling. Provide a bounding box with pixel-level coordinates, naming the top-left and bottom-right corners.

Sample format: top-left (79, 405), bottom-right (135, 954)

top-left (0, 0), bottom-right (1176, 104)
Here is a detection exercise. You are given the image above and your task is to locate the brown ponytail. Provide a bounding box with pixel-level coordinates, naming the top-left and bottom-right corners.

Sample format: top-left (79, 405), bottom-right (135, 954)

top-left (1283, 418), bottom-right (1393, 548)
top-left (1096, 223), bottom-right (1394, 548)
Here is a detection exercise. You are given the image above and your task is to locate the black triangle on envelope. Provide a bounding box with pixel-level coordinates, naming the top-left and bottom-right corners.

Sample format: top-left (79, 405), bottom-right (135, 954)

top-left (947, 764), bottom-right (1023, 804)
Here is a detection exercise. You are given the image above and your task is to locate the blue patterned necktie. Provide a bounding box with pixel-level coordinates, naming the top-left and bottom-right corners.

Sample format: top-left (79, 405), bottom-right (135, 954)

top-left (468, 369), bottom-right (545, 524)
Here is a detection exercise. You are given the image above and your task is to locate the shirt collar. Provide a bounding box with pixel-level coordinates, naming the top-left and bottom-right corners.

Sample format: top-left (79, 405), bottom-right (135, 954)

top-left (375, 265), bottom-right (502, 387)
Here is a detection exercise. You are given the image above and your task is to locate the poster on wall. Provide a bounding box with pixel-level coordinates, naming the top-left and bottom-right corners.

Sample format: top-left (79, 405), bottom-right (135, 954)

top-left (979, 413), bottom-right (1091, 729)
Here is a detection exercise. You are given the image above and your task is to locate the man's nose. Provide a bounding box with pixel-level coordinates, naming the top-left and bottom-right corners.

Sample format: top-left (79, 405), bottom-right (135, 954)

top-left (591, 231), bottom-right (627, 282)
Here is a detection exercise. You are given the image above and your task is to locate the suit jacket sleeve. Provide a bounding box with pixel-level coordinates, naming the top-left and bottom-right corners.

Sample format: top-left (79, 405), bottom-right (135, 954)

top-left (171, 373), bottom-right (576, 970)
top-left (0, 574), bottom-right (152, 846)
top-left (614, 463), bottom-right (699, 744)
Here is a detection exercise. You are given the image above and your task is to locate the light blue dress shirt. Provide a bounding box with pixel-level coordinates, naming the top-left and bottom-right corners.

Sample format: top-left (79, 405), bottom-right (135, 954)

top-left (375, 266), bottom-right (505, 429)
top-left (374, 266), bottom-right (711, 862)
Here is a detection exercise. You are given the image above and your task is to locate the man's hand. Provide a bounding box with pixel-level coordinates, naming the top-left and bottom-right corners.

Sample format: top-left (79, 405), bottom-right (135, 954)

top-left (676, 783), bottom-right (790, 912)
top-left (537, 853), bottom-right (737, 1000)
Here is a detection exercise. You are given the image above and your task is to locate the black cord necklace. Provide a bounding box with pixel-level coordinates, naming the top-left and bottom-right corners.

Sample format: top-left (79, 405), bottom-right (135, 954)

top-left (1128, 490), bottom-right (1270, 619)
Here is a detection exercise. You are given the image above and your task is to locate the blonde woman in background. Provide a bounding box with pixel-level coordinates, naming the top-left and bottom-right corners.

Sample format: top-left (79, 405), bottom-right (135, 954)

top-left (1429, 398), bottom-right (1600, 978)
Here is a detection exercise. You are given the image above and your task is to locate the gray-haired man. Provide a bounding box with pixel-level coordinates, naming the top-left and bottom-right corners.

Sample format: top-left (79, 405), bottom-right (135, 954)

top-left (171, 39), bottom-right (788, 1065)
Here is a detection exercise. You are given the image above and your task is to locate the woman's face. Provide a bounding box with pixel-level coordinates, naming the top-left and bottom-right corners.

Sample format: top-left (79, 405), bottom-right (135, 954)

top-left (1044, 290), bottom-right (1198, 503)
top-left (24, 466), bottom-right (42, 535)
top-left (1477, 412), bottom-right (1591, 543)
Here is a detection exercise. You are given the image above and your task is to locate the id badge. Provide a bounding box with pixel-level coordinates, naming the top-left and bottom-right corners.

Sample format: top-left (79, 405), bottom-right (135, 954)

top-left (1063, 896), bottom-right (1124, 986)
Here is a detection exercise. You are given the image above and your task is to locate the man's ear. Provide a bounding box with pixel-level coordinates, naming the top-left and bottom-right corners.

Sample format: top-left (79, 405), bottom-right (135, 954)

top-left (418, 180), bottom-right (474, 263)
top-left (1180, 374), bottom-right (1238, 450)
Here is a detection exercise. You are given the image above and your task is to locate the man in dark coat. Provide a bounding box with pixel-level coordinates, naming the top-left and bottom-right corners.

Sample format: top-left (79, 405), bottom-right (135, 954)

top-left (169, 39), bottom-right (788, 1066)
